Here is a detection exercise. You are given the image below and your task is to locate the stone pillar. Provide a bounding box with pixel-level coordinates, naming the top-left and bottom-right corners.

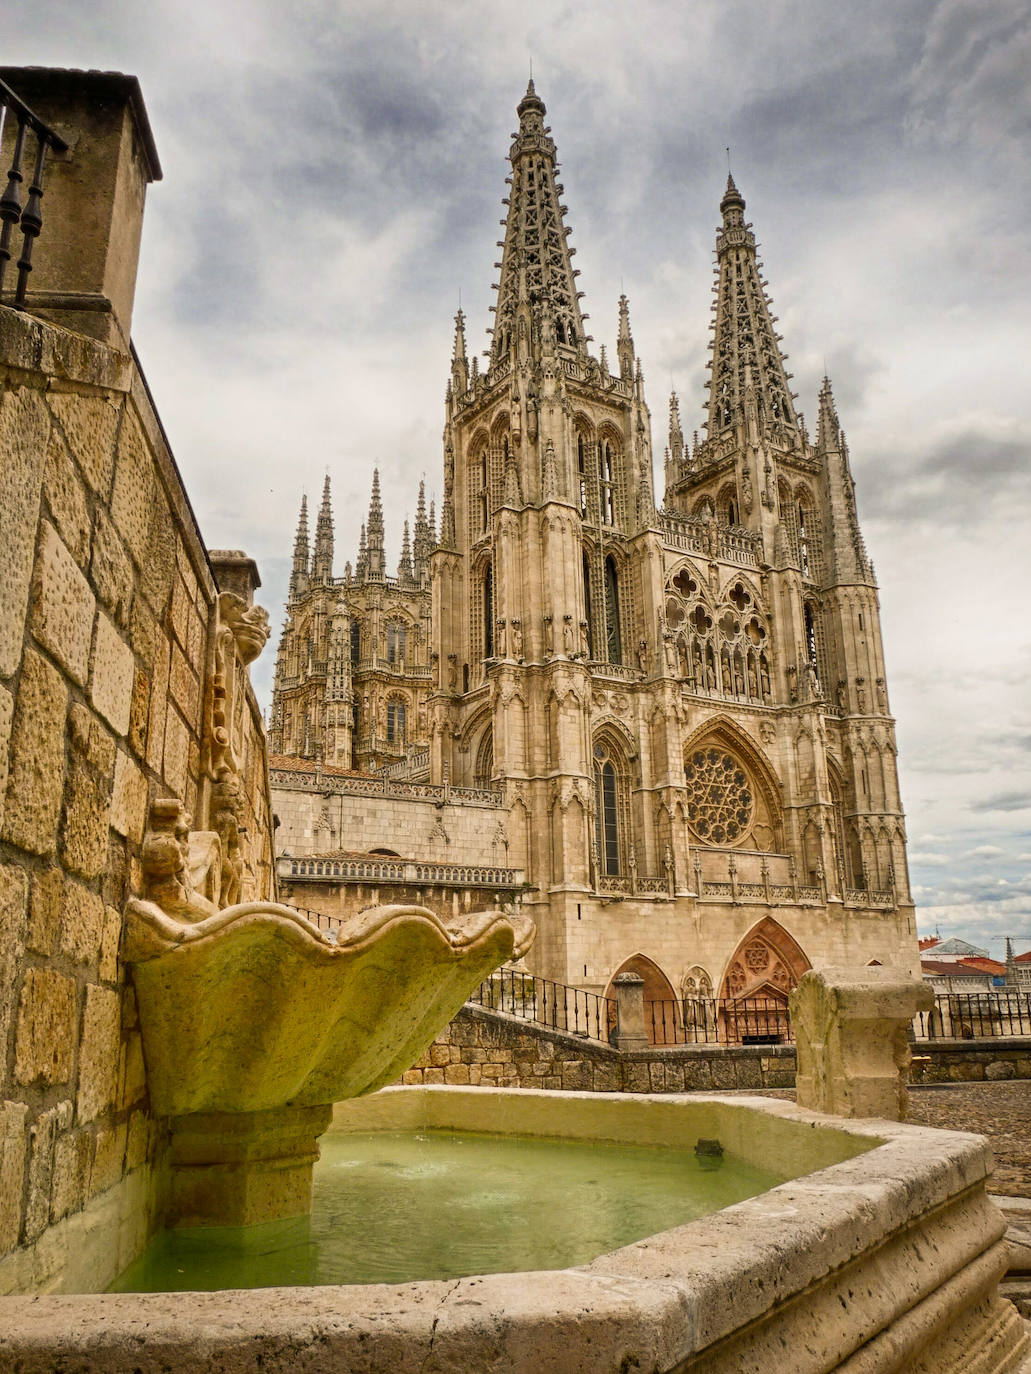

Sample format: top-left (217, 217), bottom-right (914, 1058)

top-left (790, 966), bottom-right (932, 1120)
top-left (0, 67), bottom-right (162, 350)
top-left (210, 549), bottom-right (262, 606)
top-left (612, 972), bottom-right (648, 1051)
top-left (167, 1104), bottom-right (333, 1228)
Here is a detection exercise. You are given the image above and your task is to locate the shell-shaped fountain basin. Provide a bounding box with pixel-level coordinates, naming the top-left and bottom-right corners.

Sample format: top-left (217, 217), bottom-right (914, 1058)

top-left (123, 899), bottom-right (535, 1118)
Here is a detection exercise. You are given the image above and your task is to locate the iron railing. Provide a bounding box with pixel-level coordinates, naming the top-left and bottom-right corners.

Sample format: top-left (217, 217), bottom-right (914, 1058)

top-left (912, 991), bottom-right (1031, 1040)
top-left (0, 80), bottom-right (67, 304)
top-left (646, 997), bottom-right (793, 1046)
top-left (470, 967), bottom-right (615, 1044)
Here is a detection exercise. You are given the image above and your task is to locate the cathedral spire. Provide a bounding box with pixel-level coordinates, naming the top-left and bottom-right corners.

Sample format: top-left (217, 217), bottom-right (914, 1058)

top-left (413, 478), bottom-right (431, 581)
top-left (617, 293), bottom-right (635, 380)
top-left (311, 473), bottom-right (334, 583)
top-left (451, 308), bottom-right (468, 394)
top-left (489, 81), bottom-right (587, 371)
top-left (356, 522), bottom-right (368, 580)
top-left (816, 374), bottom-right (872, 582)
top-left (289, 494), bottom-right (310, 599)
top-left (706, 174), bottom-right (798, 438)
top-left (366, 468), bottom-right (385, 578)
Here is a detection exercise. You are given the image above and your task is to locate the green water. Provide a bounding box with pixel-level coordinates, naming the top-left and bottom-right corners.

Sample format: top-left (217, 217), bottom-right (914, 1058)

top-left (109, 1129), bottom-right (784, 1292)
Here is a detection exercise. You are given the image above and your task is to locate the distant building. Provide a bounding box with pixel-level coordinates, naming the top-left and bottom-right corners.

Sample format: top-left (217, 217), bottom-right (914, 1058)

top-left (920, 937), bottom-right (990, 961)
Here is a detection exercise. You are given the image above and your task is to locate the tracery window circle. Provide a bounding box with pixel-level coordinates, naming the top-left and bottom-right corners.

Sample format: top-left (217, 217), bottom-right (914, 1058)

top-left (684, 747), bottom-right (754, 845)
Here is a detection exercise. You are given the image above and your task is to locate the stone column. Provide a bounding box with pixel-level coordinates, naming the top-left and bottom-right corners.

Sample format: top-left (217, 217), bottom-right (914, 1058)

top-left (612, 972), bottom-right (648, 1051)
top-left (790, 966), bottom-right (932, 1120)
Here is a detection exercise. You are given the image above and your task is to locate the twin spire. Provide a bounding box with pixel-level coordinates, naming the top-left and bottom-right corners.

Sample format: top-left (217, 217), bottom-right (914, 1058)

top-left (488, 80), bottom-right (589, 369)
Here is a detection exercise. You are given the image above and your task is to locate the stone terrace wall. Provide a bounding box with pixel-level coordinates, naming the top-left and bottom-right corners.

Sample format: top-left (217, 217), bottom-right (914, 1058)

top-left (0, 303), bottom-right (276, 1292)
top-left (404, 1007), bottom-right (1031, 1095)
top-left (403, 1005), bottom-right (798, 1093)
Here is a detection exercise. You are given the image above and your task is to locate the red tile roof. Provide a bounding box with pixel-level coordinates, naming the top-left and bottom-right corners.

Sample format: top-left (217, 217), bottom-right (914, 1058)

top-left (918, 936), bottom-right (940, 951)
top-left (958, 956), bottom-right (1007, 975)
top-left (921, 959), bottom-right (993, 978)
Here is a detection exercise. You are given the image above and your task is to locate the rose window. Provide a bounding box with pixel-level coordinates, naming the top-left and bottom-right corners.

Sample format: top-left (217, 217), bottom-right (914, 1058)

top-left (684, 747), bottom-right (754, 844)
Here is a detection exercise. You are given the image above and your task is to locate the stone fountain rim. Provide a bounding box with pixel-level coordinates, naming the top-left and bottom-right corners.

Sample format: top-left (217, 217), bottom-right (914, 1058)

top-left (0, 1087), bottom-right (1014, 1374)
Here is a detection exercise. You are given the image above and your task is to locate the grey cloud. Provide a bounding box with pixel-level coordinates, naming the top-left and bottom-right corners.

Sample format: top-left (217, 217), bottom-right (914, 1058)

top-left (970, 792), bottom-right (1031, 813)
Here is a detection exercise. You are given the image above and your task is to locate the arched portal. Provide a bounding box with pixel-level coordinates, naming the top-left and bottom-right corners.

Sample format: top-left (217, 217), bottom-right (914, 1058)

top-left (604, 954), bottom-right (678, 1046)
top-left (718, 918), bottom-right (810, 1044)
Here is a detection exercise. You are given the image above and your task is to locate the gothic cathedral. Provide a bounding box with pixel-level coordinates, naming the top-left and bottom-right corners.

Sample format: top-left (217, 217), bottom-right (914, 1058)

top-left (270, 82), bottom-right (918, 1006)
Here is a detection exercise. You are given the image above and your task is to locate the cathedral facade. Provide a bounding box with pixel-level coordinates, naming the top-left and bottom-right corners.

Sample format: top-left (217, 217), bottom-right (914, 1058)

top-left (270, 82), bottom-right (918, 1007)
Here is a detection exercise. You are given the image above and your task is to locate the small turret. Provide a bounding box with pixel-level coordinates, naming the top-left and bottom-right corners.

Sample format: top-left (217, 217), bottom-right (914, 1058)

top-left (617, 294), bottom-right (635, 381)
top-left (669, 389), bottom-right (684, 465)
top-left (311, 474), bottom-right (334, 583)
top-left (451, 308), bottom-right (469, 395)
top-left (289, 494), bottom-right (310, 600)
top-left (413, 479), bottom-right (432, 581)
top-left (816, 375), bottom-right (872, 582)
top-left (356, 522), bottom-right (368, 580)
top-left (398, 518), bottom-right (413, 582)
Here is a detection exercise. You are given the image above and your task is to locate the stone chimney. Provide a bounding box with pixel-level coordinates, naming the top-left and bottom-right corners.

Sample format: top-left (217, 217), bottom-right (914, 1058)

top-left (0, 67), bottom-right (161, 351)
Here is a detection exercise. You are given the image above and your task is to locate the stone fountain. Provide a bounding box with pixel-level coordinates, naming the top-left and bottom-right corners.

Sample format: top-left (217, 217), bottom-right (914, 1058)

top-left (121, 796), bottom-right (535, 1228)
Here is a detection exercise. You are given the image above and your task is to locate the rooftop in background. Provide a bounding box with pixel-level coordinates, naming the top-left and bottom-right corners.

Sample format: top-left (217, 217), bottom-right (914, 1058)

top-left (920, 937), bottom-right (990, 961)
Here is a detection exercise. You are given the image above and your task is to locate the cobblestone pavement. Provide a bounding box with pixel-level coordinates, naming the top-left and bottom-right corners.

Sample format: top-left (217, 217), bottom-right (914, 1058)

top-left (905, 1082), bottom-right (1031, 1199)
top-left (756, 1081), bottom-right (1031, 1197)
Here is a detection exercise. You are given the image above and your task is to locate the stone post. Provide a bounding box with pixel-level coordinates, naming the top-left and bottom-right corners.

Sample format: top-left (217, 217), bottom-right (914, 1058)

top-left (0, 66), bottom-right (162, 350)
top-left (790, 966), bottom-right (933, 1120)
top-left (210, 549), bottom-right (262, 606)
top-left (612, 972), bottom-right (649, 1051)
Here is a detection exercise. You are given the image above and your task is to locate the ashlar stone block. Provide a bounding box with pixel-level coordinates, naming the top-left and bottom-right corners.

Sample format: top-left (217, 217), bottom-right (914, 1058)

top-left (90, 507), bottom-right (133, 627)
top-left (0, 865), bottom-right (28, 1078)
top-left (109, 407), bottom-right (153, 566)
top-left (47, 391), bottom-right (119, 499)
top-left (0, 682), bottom-right (13, 834)
top-left (14, 969), bottom-right (77, 1087)
top-left (60, 880), bottom-right (106, 966)
top-left (1, 649), bottom-right (67, 856)
top-left (0, 1100), bottom-right (29, 1256)
top-left (31, 520), bottom-right (96, 686)
top-left (27, 867), bottom-right (63, 957)
top-left (23, 1100), bottom-right (72, 1243)
top-left (76, 984), bottom-right (121, 1124)
top-left (42, 430), bottom-right (91, 567)
top-left (90, 612), bottom-right (134, 735)
top-left (110, 749), bottom-right (148, 842)
top-left (0, 385), bottom-right (50, 678)
top-left (61, 706), bottom-right (115, 880)
top-left (50, 1128), bottom-right (93, 1222)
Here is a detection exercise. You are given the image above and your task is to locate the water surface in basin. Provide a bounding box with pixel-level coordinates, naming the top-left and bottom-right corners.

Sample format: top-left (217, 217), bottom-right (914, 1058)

top-left (110, 1128), bottom-right (785, 1291)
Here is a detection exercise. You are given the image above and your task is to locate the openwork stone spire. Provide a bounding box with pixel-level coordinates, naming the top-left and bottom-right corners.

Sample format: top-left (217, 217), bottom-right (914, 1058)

top-left (289, 494), bottom-right (309, 599)
top-left (366, 468), bottom-right (385, 578)
top-left (398, 518), bottom-right (413, 582)
top-left (617, 293), bottom-right (635, 380)
top-left (668, 389), bottom-right (684, 464)
top-left (311, 474), bottom-right (334, 583)
top-left (817, 375), bottom-right (872, 582)
top-left (707, 174), bottom-right (798, 436)
top-left (489, 80), bottom-right (587, 371)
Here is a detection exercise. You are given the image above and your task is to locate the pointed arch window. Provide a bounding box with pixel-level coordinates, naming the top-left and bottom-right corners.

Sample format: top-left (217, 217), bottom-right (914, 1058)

top-left (803, 601), bottom-right (823, 686)
top-left (386, 698), bottom-right (406, 746)
top-left (386, 623), bottom-right (406, 664)
top-left (577, 434), bottom-right (588, 518)
top-left (593, 740), bottom-right (630, 878)
top-left (604, 556), bottom-right (622, 664)
top-left (797, 502), bottom-right (811, 577)
top-left (350, 622), bottom-right (360, 665)
top-left (483, 563), bottom-right (494, 658)
top-left (479, 449), bottom-right (489, 534)
top-left (599, 439), bottom-right (616, 525)
top-left (582, 552), bottom-right (594, 658)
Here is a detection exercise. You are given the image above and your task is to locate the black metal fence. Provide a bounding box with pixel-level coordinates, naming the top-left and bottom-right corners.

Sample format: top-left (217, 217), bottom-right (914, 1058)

top-left (912, 991), bottom-right (1031, 1041)
top-left (0, 79), bottom-right (67, 304)
top-left (646, 997), bottom-right (792, 1047)
top-left (470, 967), bottom-right (615, 1044)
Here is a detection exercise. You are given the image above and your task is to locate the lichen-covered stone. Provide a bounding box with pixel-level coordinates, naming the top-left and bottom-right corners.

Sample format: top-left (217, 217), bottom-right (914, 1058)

top-left (42, 431), bottom-right (91, 567)
top-left (14, 969), bottom-right (76, 1087)
top-left (76, 985), bottom-right (121, 1124)
top-left (89, 1122), bottom-right (127, 1199)
top-left (50, 1129), bottom-right (93, 1224)
top-left (47, 391), bottom-right (119, 498)
top-left (27, 867), bottom-right (62, 957)
top-left (89, 612), bottom-right (134, 736)
top-left (31, 520), bottom-right (96, 686)
top-left (61, 709), bottom-right (115, 880)
top-left (0, 385), bottom-right (50, 678)
top-left (1, 650), bottom-right (66, 856)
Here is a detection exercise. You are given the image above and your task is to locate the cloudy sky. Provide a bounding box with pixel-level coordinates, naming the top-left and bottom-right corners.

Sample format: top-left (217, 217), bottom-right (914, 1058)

top-left (10, 0), bottom-right (1030, 956)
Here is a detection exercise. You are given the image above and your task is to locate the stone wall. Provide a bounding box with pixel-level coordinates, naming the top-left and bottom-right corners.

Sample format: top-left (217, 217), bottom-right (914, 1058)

top-left (0, 301), bottom-right (276, 1292)
top-left (402, 1004), bottom-right (798, 1093)
top-left (909, 1039), bottom-right (1031, 1085)
top-left (403, 1006), bottom-right (1031, 1095)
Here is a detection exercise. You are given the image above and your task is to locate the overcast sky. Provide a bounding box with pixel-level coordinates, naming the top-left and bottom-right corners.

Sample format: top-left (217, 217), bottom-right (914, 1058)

top-left (10, 0), bottom-right (1030, 957)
